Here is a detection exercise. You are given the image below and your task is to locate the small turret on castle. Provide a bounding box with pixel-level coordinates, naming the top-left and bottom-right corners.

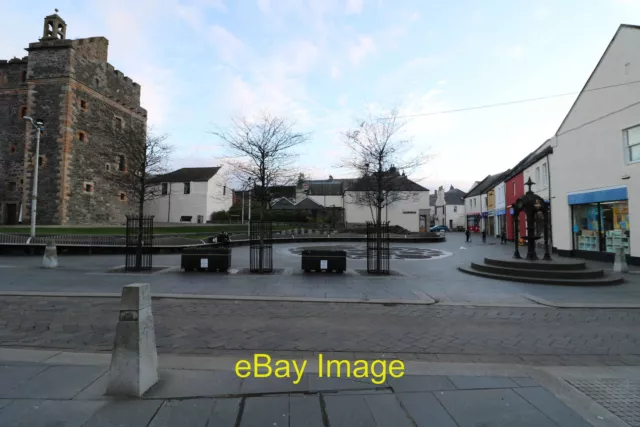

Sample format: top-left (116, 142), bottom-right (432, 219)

top-left (0, 11), bottom-right (148, 225)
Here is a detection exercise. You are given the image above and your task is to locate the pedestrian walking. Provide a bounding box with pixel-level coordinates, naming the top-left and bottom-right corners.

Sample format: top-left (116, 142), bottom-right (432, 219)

top-left (500, 228), bottom-right (507, 244)
top-left (465, 228), bottom-right (471, 243)
top-left (482, 229), bottom-right (486, 243)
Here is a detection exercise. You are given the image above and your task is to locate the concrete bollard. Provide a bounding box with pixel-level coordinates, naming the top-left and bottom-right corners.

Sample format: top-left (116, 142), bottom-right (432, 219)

top-left (42, 241), bottom-right (59, 268)
top-left (106, 283), bottom-right (158, 397)
top-left (613, 247), bottom-right (629, 273)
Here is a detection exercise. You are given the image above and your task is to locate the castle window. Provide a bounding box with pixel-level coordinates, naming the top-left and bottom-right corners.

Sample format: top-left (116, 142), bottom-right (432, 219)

top-left (119, 192), bottom-right (127, 201)
top-left (20, 71), bottom-right (26, 82)
top-left (95, 78), bottom-right (100, 87)
top-left (105, 163), bottom-right (111, 171)
top-left (38, 156), bottom-right (45, 168)
top-left (78, 131), bottom-right (86, 142)
top-left (84, 183), bottom-right (94, 193)
top-left (114, 117), bottom-right (123, 131)
top-left (117, 155), bottom-right (126, 172)
top-left (80, 100), bottom-right (87, 111)
top-left (19, 106), bottom-right (27, 119)
top-left (7, 182), bottom-right (16, 192)
top-left (9, 145), bottom-right (16, 154)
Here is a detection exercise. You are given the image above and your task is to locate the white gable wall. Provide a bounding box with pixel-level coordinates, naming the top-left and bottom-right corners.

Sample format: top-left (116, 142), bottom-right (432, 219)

top-left (551, 26), bottom-right (640, 257)
top-left (344, 191), bottom-right (430, 232)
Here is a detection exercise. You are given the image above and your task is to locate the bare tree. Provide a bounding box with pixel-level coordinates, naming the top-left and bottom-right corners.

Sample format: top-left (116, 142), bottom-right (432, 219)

top-left (101, 120), bottom-right (172, 270)
top-left (212, 112), bottom-right (309, 220)
top-left (341, 108), bottom-right (430, 223)
top-left (341, 108), bottom-right (430, 272)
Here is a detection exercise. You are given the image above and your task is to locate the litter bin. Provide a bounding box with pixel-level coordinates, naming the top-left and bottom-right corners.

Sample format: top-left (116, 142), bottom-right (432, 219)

top-left (301, 249), bottom-right (346, 273)
top-left (182, 247), bottom-right (232, 272)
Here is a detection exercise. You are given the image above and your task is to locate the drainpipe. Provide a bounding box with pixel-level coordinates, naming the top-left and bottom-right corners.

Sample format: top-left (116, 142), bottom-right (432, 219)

top-left (547, 153), bottom-right (553, 251)
top-left (167, 182), bottom-right (172, 223)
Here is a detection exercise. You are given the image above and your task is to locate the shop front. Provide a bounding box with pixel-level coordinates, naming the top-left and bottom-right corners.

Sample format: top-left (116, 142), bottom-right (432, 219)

top-left (487, 210), bottom-right (495, 236)
top-left (496, 208), bottom-right (506, 237)
top-left (466, 214), bottom-right (481, 232)
top-left (569, 186), bottom-right (630, 257)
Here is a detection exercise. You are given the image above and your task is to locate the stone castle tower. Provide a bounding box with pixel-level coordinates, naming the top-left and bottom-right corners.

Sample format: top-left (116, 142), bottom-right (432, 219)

top-left (0, 11), bottom-right (147, 225)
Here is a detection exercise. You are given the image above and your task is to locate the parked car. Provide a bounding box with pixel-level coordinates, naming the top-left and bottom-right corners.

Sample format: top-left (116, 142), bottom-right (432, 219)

top-left (430, 225), bottom-right (449, 232)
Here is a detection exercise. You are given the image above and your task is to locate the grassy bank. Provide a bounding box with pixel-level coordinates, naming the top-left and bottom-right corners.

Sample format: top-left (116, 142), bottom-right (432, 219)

top-left (0, 223), bottom-right (317, 235)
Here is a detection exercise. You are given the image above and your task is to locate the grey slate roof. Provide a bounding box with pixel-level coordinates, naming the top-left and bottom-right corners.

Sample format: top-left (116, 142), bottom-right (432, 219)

top-left (295, 197), bottom-right (325, 210)
top-left (154, 167), bottom-right (220, 183)
top-left (347, 175), bottom-right (428, 192)
top-left (307, 182), bottom-right (344, 196)
top-left (465, 171), bottom-right (508, 198)
top-left (445, 187), bottom-right (466, 205)
top-left (271, 198), bottom-right (295, 210)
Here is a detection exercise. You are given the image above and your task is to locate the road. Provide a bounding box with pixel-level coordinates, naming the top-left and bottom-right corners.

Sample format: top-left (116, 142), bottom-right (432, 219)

top-left (1, 297), bottom-right (639, 366)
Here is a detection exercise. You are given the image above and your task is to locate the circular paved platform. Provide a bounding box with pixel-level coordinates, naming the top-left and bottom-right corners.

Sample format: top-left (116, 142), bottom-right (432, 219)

top-left (288, 245), bottom-right (447, 260)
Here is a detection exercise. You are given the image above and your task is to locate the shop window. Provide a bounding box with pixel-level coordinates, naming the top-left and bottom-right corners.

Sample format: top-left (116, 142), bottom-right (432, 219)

top-left (600, 201), bottom-right (630, 254)
top-left (624, 124), bottom-right (640, 163)
top-left (184, 182), bottom-right (190, 194)
top-left (161, 183), bottom-right (168, 195)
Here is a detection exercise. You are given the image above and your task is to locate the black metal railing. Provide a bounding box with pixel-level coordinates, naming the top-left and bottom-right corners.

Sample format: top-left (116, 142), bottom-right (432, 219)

top-left (366, 221), bottom-right (390, 275)
top-left (249, 220), bottom-right (273, 273)
top-left (125, 215), bottom-right (154, 272)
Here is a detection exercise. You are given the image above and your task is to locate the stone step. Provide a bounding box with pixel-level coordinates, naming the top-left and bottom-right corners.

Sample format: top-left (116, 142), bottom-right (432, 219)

top-left (470, 262), bottom-right (605, 279)
top-left (484, 257), bottom-right (587, 271)
top-left (458, 265), bottom-right (624, 286)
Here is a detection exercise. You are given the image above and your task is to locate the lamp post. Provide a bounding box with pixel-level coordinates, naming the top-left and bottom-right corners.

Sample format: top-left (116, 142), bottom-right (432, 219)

top-left (23, 116), bottom-right (44, 241)
top-left (241, 190), bottom-right (244, 225)
top-left (247, 178), bottom-right (255, 236)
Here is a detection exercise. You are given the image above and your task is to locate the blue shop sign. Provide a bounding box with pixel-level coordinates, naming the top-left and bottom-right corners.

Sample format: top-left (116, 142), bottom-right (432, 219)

top-left (487, 210), bottom-right (495, 216)
top-left (481, 212), bottom-right (488, 218)
top-left (496, 208), bottom-right (506, 216)
top-left (568, 186), bottom-right (627, 205)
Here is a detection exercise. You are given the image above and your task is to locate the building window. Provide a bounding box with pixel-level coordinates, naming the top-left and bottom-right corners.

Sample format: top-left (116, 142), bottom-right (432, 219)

top-left (513, 182), bottom-right (516, 195)
top-left (78, 131), bottom-right (86, 142)
top-left (20, 71), bottom-right (26, 82)
top-left (114, 117), bottom-right (123, 131)
top-left (535, 167), bottom-right (540, 185)
top-left (9, 145), bottom-right (16, 154)
top-left (184, 182), bottom-right (190, 194)
top-left (453, 205), bottom-right (457, 213)
top-left (119, 192), bottom-right (126, 201)
top-left (223, 185), bottom-right (226, 195)
top-left (7, 182), bottom-right (16, 192)
top-left (105, 163), bottom-right (111, 171)
top-left (161, 183), bottom-right (168, 195)
top-left (95, 78), bottom-right (100, 87)
top-left (80, 100), bottom-right (87, 111)
top-left (38, 156), bottom-right (45, 168)
top-left (624, 125), bottom-right (640, 163)
top-left (19, 106), bottom-right (27, 119)
top-left (542, 163), bottom-right (548, 186)
top-left (84, 183), bottom-right (94, 193)
top-left (117, 155), bottom-right (126, 172)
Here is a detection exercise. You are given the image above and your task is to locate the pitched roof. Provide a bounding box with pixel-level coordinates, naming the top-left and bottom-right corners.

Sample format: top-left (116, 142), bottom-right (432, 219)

top-left (269, 186), bottom-right (297, 199)
top-left (502, 145), bottom-right (552, 182)
top-left (154, 167), bottom-right (220, 183)
top-left (465, 171), bottom-right (508, 198)
top-left (295, 197), bottom-right (325, 210)
top-left (346, 175), bottom-right (428, 192)
top-left (306, 182), bottom-right (344, 196)
top-left (444, 188), bottom-right (466, 205)
top-left (556, 24), bottom-right (640, 136)
top-left (271, 198), bottom-right (296, 210)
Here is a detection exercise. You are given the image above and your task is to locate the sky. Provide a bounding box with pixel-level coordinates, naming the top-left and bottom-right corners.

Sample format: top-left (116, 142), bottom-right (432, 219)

top-left (3, 0), bottom-right (640, 192)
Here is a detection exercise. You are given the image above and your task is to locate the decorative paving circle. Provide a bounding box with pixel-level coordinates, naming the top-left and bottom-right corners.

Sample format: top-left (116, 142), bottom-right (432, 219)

top-left (288, 245), bottom-right (447, 260)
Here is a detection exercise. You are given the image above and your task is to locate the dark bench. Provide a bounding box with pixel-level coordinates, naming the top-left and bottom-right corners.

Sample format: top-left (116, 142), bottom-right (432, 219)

top-left (301, 249), bottom-right (346, 273)
top-left (181, 247), bottom-right (231, 272)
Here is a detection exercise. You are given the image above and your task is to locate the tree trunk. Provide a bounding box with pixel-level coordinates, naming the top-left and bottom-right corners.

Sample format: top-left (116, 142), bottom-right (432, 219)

top-left (136, 191), bottom-right (144, 270)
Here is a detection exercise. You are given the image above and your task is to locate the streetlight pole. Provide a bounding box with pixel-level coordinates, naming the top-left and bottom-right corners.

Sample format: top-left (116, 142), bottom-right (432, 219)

top-left (23, 116), bottom-right (44, 241)
top-left (241, 190), bottom-right (245, 225)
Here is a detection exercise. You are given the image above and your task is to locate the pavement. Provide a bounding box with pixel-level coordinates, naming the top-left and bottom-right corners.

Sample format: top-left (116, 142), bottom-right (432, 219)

top-left (0, 347), bottom-right (638, 427)
top-left (0, 236), bottom-right (639, 307)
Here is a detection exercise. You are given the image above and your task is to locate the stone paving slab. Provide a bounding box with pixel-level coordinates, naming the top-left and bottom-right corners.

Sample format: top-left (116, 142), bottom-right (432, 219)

top-left (568, 379), bottom-right (640, 427)
top-left (2, 297), bottom-right (639, 366)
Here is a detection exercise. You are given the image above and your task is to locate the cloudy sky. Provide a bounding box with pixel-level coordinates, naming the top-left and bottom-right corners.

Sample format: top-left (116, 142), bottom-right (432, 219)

top-left (3, 0), bottom-right (640, 191)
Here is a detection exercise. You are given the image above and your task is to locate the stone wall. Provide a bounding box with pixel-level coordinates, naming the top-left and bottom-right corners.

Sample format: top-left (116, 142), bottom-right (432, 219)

top-left (0, 59), bottom-right (29, 224)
